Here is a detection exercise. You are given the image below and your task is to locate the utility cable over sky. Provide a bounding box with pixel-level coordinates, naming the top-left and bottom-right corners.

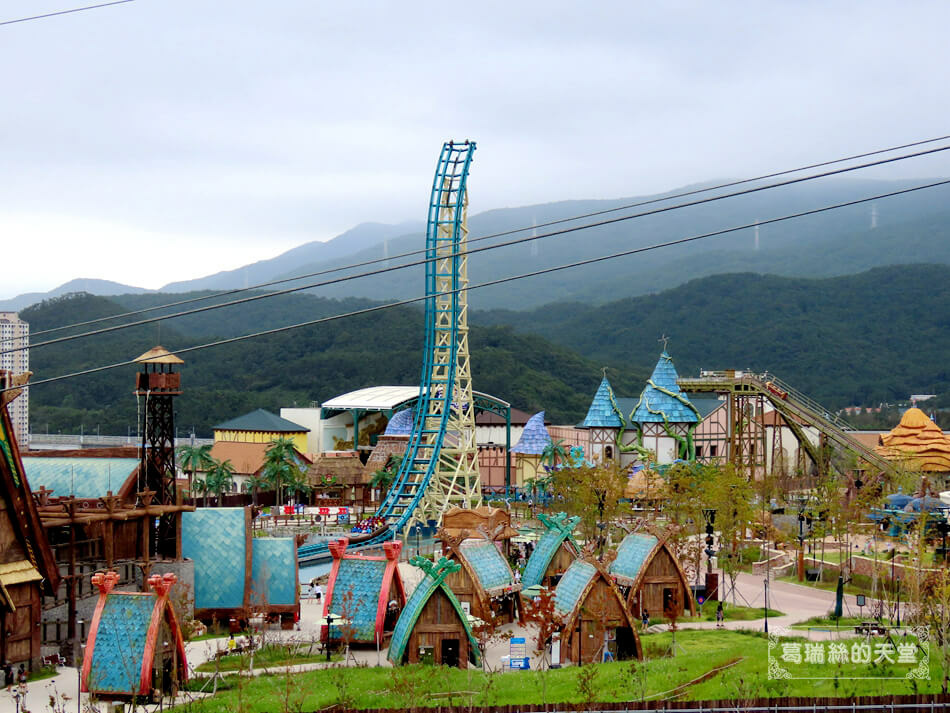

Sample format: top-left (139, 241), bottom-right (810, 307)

top-left (5, 140), bottom-right (949, 359)
top-left (7, 175), bottom-right (949, 394)
top-left (0, 0), bottom-right (136, 27)
top-left (27, 133), bottom-right (950, 340)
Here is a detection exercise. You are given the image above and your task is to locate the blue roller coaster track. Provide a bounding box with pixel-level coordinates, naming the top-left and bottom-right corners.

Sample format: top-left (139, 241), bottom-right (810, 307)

top-left (298, 140), bottom-right (476, 564)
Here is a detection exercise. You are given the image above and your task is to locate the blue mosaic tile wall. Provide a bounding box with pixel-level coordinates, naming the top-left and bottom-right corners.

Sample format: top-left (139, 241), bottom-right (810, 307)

top-left (88, 594), bottom-right (154, 694)
top-left (329, 558), bottom-right (387, 641)
top-left (609, 533), bottom-right (658, 583)
top-left (251, 538), bottom-right (297, 606)
top-left (460, 540), bottom-right (513, 591)
top-left (553, 560), bottom-right (596, 617)
top-left (182, 508), bottom-right (247, 610)
top-left (23, 458), bottom-right (139, 499)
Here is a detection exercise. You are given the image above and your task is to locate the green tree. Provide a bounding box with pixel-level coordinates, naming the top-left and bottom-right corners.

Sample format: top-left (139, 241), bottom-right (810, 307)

top-left (370, 454), bottom-right (401, 499)
top-left (539, 438), bottom-right (567, 469)
top-left (177, 443), bottom-right (214, 494)
top-left (549, 460), bottom-right (628, 551)
top-left (205, 458), bottom-right (236, 506)
top-left (262, 437), bottom-right (306, 508)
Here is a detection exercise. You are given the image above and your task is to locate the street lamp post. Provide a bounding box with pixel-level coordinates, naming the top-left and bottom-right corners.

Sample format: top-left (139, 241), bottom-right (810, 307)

top-left (325, 613), bottom-right (335, 661)
top-left (764, 576), bottom-right (769, 634)
top-left (795, 495), bottom-right (809, 582)
top-left (896, 578), bottom-right (901, 628)
top-left (702, 509), bottom-right (717, 574)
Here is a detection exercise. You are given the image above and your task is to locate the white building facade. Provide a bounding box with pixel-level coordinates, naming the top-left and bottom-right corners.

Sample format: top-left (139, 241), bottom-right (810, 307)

top-left (0, 312), bottom-right (29, 446)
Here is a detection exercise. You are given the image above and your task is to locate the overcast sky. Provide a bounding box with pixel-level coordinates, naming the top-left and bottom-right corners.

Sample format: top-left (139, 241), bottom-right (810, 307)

top-left (2, 1), bottom-right (949, 297)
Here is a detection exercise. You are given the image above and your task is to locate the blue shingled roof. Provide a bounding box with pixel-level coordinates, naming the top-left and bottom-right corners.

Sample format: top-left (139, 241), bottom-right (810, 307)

top-left (88, 593), bottom-right (156, 694)
top-left (630, 352), bottom-right (699, 424)
top-left (251, 538), bottom-right (297, 607)
top-left (182, 508), bottom-right (247, 610)
top-left (214, 408), bottom-right (309, 433)
top-left (510, 412), bottom-right (552, 455)
top-left (384, 409), bottom-right (413, 436)
top-left (581, 378), bottom-right (623, 428)
top-left (609, 532), bottom-right (659, 584)
top-left (553, 560), bottom-right (597, 617)
top-left (460, 539), bottom-right (515, 592)
top-left (23, 457), bottom-right (138, 499)
top-left (521, 512), bottom-right (580, 587)
top-left (328, 558), bottom-right (388, 641)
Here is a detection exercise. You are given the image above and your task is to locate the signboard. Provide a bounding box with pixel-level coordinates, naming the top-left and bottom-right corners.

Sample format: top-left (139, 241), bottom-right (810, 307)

top-left (509, 637), bottom-right (529, 670)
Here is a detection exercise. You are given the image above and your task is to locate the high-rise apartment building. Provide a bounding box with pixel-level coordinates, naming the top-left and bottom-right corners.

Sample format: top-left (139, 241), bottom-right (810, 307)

top-left (0, 312), bottom-right (29, 445)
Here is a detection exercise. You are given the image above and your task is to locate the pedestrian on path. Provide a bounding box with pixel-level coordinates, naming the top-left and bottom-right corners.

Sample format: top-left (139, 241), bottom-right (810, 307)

top-left (313, 581), bottom-right (323, 603)
top-left (716, 601), bottom-right (724, 629)
top-left (641, 609), bottom-right (649, 631)
top-left (16, 664), bottom-right (27, 697)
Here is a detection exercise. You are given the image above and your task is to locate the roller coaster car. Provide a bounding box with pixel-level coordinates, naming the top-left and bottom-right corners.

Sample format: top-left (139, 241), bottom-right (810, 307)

top-left (765, 381), bottom-right (788, 400)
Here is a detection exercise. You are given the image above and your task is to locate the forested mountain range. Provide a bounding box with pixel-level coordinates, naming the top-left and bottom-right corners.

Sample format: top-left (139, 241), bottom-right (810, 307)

top-left (20, 263), bottom-right (950, 437)
top-left (22, 292), bottom-right (646, 437)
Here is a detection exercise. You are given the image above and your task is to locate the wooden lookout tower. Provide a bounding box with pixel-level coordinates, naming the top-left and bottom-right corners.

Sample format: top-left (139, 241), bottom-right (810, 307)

top-left (134, 347), bottom-right (182, 557)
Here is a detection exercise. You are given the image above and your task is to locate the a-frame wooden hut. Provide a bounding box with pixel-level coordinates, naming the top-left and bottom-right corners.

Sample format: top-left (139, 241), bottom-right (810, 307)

top-left (387, 556), bottom-right (480, 669)
top-left (608, 531), bottom-right (696, 620)
top-left (81, 571), bottom-right (187, 700)
top-left (322, 539), bottom-right (406, 645)
top-left (521, 512), bottom-right (580, 589)
top-left (0, 385), bottom-right (59, 668)
top-left (552, 555), bottom-right (642, 664)
top-left (439, 528), bottom-right (523, 625)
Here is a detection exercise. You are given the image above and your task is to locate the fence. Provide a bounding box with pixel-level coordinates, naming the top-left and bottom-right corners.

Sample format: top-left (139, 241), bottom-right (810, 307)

top-left (342, 694), bottom-right (950, 713)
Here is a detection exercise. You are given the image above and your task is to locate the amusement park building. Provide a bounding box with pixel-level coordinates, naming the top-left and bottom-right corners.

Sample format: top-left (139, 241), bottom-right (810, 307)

top-left (213, 409), bottom-right (310, 453)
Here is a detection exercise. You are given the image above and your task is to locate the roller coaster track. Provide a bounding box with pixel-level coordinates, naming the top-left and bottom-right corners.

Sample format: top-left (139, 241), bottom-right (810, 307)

top-left (677, 371), bottom-right (896, 477)
top-left (299, 141), bottom-right (479, 564)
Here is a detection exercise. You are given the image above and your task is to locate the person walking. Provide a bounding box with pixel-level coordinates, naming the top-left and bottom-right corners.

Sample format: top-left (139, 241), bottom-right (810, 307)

top-left (313, 582), bottom-right (323, 604)
top-left (715, 601), bottom-right (725, 629)
top-left (641, 609), bottom-right (650, 632)
top-left (2, 661), bottom-right (12, 690)
top-left (16, 664), bottom-right (27, 697)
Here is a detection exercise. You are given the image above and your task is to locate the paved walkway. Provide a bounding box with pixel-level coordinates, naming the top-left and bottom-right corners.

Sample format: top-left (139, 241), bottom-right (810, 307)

top-left (0, 569), bottom-right (883, 712)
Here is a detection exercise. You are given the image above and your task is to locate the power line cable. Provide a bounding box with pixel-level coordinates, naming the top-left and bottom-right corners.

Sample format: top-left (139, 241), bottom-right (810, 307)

top-left (10, 177), bottom-right (948, 393)
top-left (7, 141), bottom-right (949, 358)
top-left (29, 133), bottom-right (950, 339)
top-left (0, 0), bottom-right (135, 27)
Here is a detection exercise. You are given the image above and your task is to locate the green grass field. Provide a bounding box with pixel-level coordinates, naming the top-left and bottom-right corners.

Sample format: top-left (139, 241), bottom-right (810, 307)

top-left (195, 643), bottom-right (338, 673)
top-left (184, 630), bottom-right (946, 712)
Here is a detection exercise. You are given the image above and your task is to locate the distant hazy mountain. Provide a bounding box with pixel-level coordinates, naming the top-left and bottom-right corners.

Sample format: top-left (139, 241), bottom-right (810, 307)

top-left (0, 278), bottom-right (150, 313)
top-left (159, 221), bottom-right (423, 293)
top-left (286, 177), bottom-right (950, 309)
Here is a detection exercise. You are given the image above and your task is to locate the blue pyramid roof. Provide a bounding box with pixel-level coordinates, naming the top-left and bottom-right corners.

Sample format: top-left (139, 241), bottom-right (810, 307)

top-left (511, 412), bottom-right (551, 454)
top-left (581, 377), bottom-right (623, 428)
top-left (630, 352), bottom-right (699, 424)
top-left (384, 409), bottom-right (413, 436)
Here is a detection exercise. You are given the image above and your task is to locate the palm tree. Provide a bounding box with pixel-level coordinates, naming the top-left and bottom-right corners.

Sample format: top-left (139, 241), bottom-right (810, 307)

top-left (178, 444), bottom-right (214, 496)
top-left (370, 454), bottom-right (402, 501)
top-left (205, 458), bottom-right (236, 506)
top-left (192, 477), bottom-right (208, 508)
top-left (540, 438), bottom-right (567, 470)
top-left (262, 437), bottom-right (305, 509)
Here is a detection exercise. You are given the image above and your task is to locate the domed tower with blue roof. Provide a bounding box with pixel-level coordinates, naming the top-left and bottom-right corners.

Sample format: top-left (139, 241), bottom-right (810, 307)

top-left (580, 376), bottom-right (625, 462)
top-left (624, 351), bottom-right (700, 464)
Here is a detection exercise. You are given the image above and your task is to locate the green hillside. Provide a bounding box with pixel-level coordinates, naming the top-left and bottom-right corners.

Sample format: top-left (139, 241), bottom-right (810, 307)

top-left (21, 293), bottom-right (646, 437)
top-left (474, 264), bottom-right (950, 409)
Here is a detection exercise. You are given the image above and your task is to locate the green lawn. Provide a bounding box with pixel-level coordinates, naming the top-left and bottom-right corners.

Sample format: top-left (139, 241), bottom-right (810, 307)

top-left (184, 630), bottom-right (947, 712)
top-left (195, 644), bottom-right (339, 673)
top-left (657, 601), bottom-right (783, 625)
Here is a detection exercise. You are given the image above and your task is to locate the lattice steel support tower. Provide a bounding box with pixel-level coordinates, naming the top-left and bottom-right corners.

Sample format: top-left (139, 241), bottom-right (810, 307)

top-left (134, 346), bottom-right (182, 557)
top-left (376, 141), bottom-right (481, 535)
